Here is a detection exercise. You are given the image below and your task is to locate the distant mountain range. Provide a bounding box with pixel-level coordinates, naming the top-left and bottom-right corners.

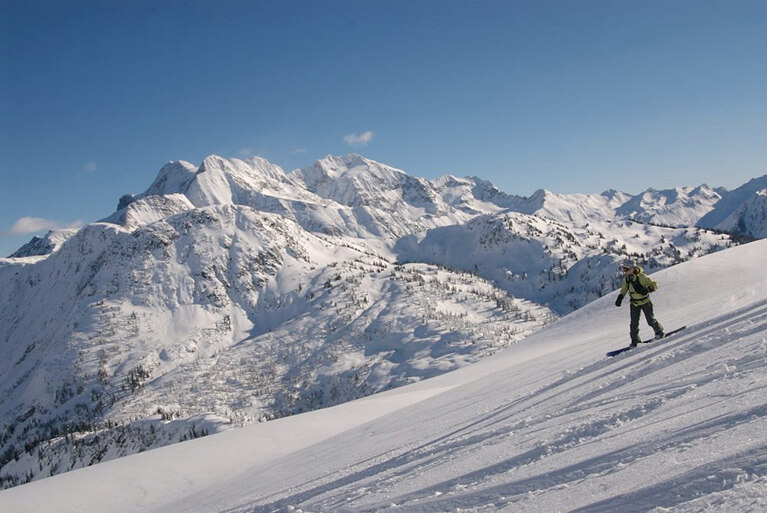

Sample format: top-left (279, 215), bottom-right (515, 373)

top-left (1, 154), bottom-right (764, 488)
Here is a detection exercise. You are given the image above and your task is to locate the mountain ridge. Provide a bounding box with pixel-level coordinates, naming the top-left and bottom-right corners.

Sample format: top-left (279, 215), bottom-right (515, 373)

top-left (6, 155), bottom-right (766, 260)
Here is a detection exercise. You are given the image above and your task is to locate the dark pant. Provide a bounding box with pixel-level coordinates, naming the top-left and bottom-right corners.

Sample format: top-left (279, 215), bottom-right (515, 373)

top-left (630, 301), bottom-right (663, 344)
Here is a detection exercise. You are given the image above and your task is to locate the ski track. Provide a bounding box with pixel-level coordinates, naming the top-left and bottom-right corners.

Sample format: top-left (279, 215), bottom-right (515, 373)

top-left (219, 298), bottom-right (767, 513)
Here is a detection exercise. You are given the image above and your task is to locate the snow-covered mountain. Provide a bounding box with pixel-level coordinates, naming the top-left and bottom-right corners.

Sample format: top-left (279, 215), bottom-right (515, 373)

top-left (0, 154), bottom-right (762, 489)
top-left (0, 155), bottom-right (544, 489)
top-left (697, 175), bottom-right (767, 238)
top-left (0, 210), bottom-right (551, 487)
top-left (615, 185), bottom-right (724, 227)
top-left (1, 238), bottom-right (764, 513)
top-left (721, 189), bottom-right (767, 239)
top-left (8, 229), bottom-right (79, 258)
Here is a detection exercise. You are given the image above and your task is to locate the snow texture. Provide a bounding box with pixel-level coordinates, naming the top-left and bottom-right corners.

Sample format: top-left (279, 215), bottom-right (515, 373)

top-left (0, 237), bottom-right (765, 513)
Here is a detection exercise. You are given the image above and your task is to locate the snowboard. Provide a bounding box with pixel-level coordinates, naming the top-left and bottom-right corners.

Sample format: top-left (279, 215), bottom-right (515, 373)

top-left (606, 326), bottom-right (687, 357)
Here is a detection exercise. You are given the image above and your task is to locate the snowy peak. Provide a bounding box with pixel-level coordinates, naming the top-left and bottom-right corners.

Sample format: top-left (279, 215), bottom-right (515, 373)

top-left (616, 184), bottom-right (723, 227)
top-left (7, 229), bottom-right (79, 259)
top-left (129, 155), bottom-right (295, 209)
top-left (710, 186), bottom-right (767, 238)
top-left (292, 154), bottom-right (436, 211)
top-left (197, 155), bottom-right (289, 184)
top-left (111, 161), bottom-right (197, 218)
top-left (292, 154), bottom-right (391, 190)
top-left (98, 155), bottom-right (766, 241)
top-left (600, 188), bottom-right (628, 203)
top-left (512, 188), bottom-right (626, 225)
top-left (297, 154), bottom-right (402, 182)
top-left (105, 156), bottom-right (320, 231)
top-left (431, 175), bottom-right (524, 214)
top-left (497, 187), bottom-right (551, 215)
top-left (143, 160), bottom-right (198, 198)
top-left (698, 174), bottom-right (767, 235)
top-left (184, 155), bottom-right (292, 207)
top-left (103, 193), bottom-right (195, 229)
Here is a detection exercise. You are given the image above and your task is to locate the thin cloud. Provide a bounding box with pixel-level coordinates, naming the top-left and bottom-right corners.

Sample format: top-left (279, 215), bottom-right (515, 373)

top-left (238, 148), bottom-right (255, 157)
top-left (5, 217), bottom-right (83, 236)
top-left (344, 131), bottom-right (374, 147)
top-left (84, 161), bottom-right (98, 173)
top-left (292, 148), bottom-right (308, 155)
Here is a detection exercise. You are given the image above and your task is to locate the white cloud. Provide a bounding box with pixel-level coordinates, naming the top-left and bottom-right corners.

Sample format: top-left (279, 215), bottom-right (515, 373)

top-left (292, 148), bottom-right (308, 155)
top-left (6, 217), bottom-right (59, 235)
top-left (344, 131), bottom-right (374, 146)
top-left (238, 148), bottom-right (255, 157)
top-left (84, 161), bottom-right (98, 173)
top-left (5, 217), bottom-right (83, 236)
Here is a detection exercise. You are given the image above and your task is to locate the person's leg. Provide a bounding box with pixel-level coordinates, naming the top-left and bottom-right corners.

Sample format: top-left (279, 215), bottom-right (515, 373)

top-left (642, 302), bottom-right (664, 338)
top-left (630, 304), bottom-right (641, 346)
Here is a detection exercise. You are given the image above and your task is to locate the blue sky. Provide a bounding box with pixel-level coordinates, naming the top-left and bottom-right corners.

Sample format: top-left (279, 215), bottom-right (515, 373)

top-left (1, 0), bottom-right (766, 256)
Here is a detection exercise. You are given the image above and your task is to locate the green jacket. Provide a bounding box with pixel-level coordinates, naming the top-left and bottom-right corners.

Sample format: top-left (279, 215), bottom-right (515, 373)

top-left (620, 266), bottom-right (658, 306)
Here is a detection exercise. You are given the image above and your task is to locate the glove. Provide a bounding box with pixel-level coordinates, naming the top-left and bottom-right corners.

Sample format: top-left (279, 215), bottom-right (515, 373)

top-left (615, 294), bottom-right (623, 307)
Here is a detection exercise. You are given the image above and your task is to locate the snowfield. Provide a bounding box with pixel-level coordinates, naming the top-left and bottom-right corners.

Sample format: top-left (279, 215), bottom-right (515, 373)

top-left (1, 239), bottom-right (765, 512)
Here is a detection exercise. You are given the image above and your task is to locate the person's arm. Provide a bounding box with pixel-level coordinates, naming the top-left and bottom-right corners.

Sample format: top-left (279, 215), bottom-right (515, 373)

top-left (616, 278), bottom-right (628, 306)
top-left (640, 274), bottom-right (658, 292)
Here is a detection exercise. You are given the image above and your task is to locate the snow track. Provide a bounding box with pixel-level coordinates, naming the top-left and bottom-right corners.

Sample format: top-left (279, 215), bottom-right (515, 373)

top-left (227, 298), bottom-right (766, 513)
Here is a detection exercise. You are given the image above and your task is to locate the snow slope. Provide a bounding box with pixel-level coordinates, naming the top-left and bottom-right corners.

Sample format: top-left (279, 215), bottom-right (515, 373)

top-left (1, 239), bottom-right (764, 513)
top-left (0, 206), bottom-right (551, 489)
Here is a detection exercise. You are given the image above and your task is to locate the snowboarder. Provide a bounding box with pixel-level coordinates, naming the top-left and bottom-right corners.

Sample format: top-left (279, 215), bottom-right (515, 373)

top-left (615, 259), bottom-right (664, 347)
